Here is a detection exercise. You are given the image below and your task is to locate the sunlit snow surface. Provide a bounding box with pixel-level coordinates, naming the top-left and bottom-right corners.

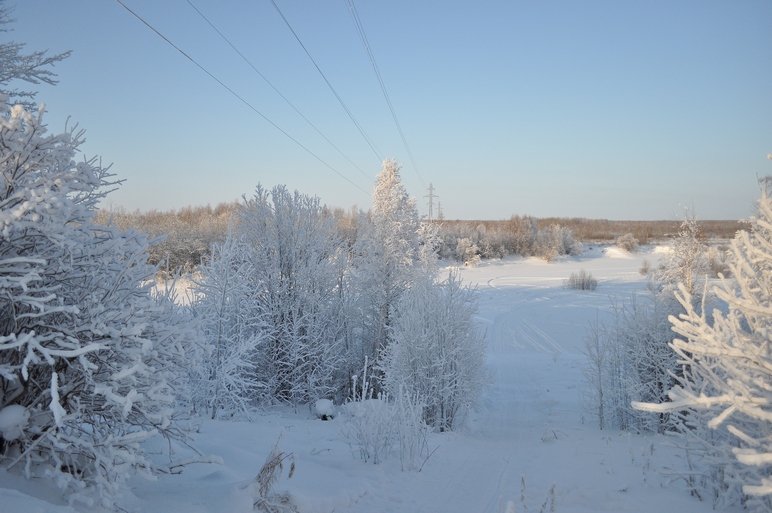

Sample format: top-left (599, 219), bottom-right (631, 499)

top-left (1, 246), bottom-right (742, 512)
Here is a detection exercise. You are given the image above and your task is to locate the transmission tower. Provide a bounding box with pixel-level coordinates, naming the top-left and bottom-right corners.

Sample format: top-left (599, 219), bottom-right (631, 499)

top-left (424, 183), bottom-right (438, 221)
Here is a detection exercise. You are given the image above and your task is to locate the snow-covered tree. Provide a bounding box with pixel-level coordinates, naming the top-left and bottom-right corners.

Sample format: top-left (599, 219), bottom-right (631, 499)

top-left (581, 315), bottom-right (610, 430)
top-left (0, 100), bottom-right (197, 507)
top-left (354, 160), bottom-right (421, 374)
top-left (236, 185), bottom-right (345, 405)
top-left (382, 271), bottom-right (488, 432)
top-left (0, 2), bottom-right (70, 107)
top-left (534, 224), bottom-right (582, 262)
top-left (652, 211), bottom-right (709, 301)
top-left (190, 233), bottom-right (266, 419)
top-left (634, 187), bottom-right (772, 510)
top-left (455, 237), bottom-right (480, 266)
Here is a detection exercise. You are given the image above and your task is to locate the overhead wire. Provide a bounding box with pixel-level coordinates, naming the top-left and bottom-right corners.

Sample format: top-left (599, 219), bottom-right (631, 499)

top-left (346, 0), bottom-right (426, 189)
top-left (114, 0), bottom-right (371, 196)
top-left (267, 0), bottom-right (384, 163)
top-left (185, 0), bottom-right (373, 183)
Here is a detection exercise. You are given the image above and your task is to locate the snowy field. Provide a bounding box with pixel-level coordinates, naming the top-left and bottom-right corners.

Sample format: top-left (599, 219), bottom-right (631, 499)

top-left (1, 245), bottom-right (742, 512)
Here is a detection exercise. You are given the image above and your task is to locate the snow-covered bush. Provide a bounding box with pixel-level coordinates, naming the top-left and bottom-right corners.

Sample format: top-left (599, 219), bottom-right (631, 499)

top-left (581, 293), bottom-right (676, 433)
top-left (534, 224), bottom-right (582, 262)
top-left (382, 271), bottom-right (488, 432)
top-left (340, 358), bottom-right (428, 469)
top-left (652, 213), bottom-right (709, 301)
top-left (455, 237), bottom-right (480, 266)
top-left (433, 216), bottom-right (585, 263)
top-left (339, 358), bottom-right (391, 464)
top-left (506, 215), bottom-right (538, 255)
top-left (615, 233), bottom-right (639, 252)
top-left (564, 269), bottom-right (597, 290)
top-left (340, 392), bottom-right (428, 469)
top-left (583, 211), bottom-right (712, 437)
top-left (706, 244), bottom-right (731, 278)
top-left (391, 388), bottom-right (429, 471)
top-left (236, 185), bottom-right (346, 406)
top-left (190, 233), bottom-right (266, 419)
top-left (340, 397), bottom-right (397, 465)
top-left (634, 187), bottom-right (772, 510)
top-left (0, 100), bottom-right (196, 507)
top-left (580, 317), bottom-right (610, 430)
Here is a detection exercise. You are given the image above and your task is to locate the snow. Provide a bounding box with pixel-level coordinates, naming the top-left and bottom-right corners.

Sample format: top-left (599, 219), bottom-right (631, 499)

top-left (0, 405), bottom-right (29, 441)
top-left (0, 245), bottom-right (742, 512)
top-left (314, 399), bottom-right (335, 419)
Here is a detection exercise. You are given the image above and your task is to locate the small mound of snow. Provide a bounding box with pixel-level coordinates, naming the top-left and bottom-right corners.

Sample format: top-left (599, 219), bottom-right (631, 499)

top-left (0, 405), bottom-right (29, 441)
top-left (313, 399), bottom-right (335, 420)
top-left (604, 247), bottom-right (635, 259)
top-left (652, 245), bottom-right (672, 255)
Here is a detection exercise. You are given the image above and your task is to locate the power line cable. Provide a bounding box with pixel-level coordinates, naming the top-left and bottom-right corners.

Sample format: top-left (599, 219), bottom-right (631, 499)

top-left (186, 0), bottom-right (373, 183)
top-left (114, 0), bottom-right (370, 196)
top-left (267, 0), bottom-right (384, 163)
top-left (346, 0), bottom-right (426, 189)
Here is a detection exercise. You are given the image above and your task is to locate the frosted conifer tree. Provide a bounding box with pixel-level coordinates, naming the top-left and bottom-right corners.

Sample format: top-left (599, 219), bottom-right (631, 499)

top-left (0, 100), bottom-right (197, 507)
top-left (354, 160), bottom-right (421, 374)
top-left (634, 185), bottom-right (772, 510)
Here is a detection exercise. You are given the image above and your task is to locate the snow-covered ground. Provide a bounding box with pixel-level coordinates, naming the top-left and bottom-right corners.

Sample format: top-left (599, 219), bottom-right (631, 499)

top-left (0, 246), bottom-right (742, 512)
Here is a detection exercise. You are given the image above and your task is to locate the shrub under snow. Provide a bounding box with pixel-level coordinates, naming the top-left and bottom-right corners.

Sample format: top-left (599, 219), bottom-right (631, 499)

top-left (615, 233), bottom-right (639, 252)
top-left (564, 269), bottom-right (597, 291)
top-left (382, 271), bottom-right (489, 432)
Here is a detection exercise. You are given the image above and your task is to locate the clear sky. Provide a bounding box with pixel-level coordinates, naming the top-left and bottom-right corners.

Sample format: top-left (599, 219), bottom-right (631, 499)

top-left (9, 0), bottom-right (772, 220)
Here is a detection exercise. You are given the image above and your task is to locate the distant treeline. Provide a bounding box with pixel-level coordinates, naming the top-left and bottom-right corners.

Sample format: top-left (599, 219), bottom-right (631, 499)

top-left (95, 203), bottom-right (238, 274)
top-left (96, 205), bottom-right (745, 273)
top-left (440, 217), bottom-right (745, 243)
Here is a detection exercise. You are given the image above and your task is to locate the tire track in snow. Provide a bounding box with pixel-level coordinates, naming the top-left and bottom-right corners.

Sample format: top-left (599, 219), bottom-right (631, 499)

top-left (410, 272), bottom-right (575, 512)
top-left (492, 308), bottom-right (567, 355)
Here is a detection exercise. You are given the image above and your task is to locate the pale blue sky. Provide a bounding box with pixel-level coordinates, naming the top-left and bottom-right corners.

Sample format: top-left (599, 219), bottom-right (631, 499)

top-left (9, 0), bottom-right (772, 220)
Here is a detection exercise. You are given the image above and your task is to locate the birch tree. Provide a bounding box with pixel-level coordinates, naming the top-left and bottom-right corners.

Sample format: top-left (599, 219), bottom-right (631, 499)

top-left (191, 233), bottom-right (266, 419)
top-left (237, 185), bottom-right (346, 405)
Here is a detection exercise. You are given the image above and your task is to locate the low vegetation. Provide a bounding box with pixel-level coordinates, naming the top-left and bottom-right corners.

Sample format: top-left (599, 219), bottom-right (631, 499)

top-left (564, 269), bottom-right (598, 290)
top-left (97, 209), bottom-right (743, 275)
top-left (614, 232), bottom-right (639, 252)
